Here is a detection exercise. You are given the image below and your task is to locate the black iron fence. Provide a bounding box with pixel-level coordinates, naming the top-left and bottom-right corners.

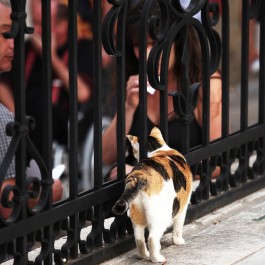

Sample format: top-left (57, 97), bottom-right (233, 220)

top-left (0, 0), bottom-right (265, 264)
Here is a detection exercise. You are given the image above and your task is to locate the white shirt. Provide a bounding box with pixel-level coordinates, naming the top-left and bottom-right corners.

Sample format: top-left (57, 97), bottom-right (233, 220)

top-left (0, 103), bottom-right (15, 179)
top-left (180, 0), bottom-right (201, 21)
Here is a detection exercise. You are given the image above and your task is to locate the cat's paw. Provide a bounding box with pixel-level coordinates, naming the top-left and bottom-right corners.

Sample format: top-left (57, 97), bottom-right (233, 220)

top-left (137, 251), bottom-right (150, 260)
top-left (173, 236), bottom-right (185, 245)
top-left (150, 254), bottom-right (165, 263)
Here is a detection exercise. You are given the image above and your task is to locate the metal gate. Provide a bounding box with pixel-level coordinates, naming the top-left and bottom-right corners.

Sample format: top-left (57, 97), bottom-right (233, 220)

top-left (0, 0), bottom-right (265, 264)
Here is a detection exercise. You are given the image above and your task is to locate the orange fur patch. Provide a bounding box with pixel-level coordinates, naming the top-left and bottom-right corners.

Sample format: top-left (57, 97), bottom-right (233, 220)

top-left (149, 127), bottom-right (166, 146)
top-left (130, 203), bottom-right (146, 226)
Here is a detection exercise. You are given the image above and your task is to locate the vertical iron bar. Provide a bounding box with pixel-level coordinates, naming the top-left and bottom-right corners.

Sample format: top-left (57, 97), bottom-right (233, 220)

top-left (93, 0), bottom-right (103, 248)
top-left (221, 0), bottom-right (230, 137)
top-left (116, 3), bottom-right (127, 181)
top-left (68, 0), bottom-right (79, 258)
top-left (258, 1), bottom-right (265, 175)
top-left (41, 0), bottom-right (52, 209)
top-left (201, 47), bottom-right (210, 146)
top-left (68, 0), bottom-right (78, 198)
top-left (258, 1), bottom-right (265, 124)
top-left (11, 0), bottom-right (27, 263)
top-left (159, 85), bottom-right (168, 142)
top-left (200, 0), bottom-right (211, 147)
top-left (201, 159), bottom-right (210, 200)
top-left (139, 1), bottom-right (150, 160)
top-left (93, 0), bottom-right (103, 189)
top-left (41, 0), bottom-right (53, 263)
top-left (180, 27), bottom-right (190, 154)
top-left (240, 0), bottom-right (250, 182)
top-left (12, 0), bottom-right (27, 221)
top-left (240, 0), bottom-right (249, 131)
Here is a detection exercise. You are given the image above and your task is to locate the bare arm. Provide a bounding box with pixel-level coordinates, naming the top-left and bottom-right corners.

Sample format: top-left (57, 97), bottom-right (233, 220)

top-left (194, 72), bottom-right (222, 178)
top-left (194, 72), bottom-right (222, 141)
top-left (102, 75), bottom-right (140, 165)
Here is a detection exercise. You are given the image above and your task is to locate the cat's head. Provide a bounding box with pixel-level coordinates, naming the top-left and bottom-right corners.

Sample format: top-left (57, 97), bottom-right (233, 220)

top-left (126, 127), bottom-right (168, 162)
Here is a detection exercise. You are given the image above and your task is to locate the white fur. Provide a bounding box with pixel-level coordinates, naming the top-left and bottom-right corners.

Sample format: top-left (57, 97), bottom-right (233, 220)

top-left (142, 180), bottom-right (175, 228)
top-left (147, 144), bottom-right (171, 158)
top-left (132, 142), bottom-right (140, 161)
top-left (148, 144), bottom-right (187, 163)
top-left (172, 191), bottom-right (191, 245)
top-left (130, 180), bottom-right (176, 263)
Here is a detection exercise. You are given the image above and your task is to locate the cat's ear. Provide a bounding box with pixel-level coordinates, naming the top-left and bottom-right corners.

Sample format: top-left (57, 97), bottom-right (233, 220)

top-left (126, 135), bottom-right (139, 152)
top-left (126, 135), bottom-right (138, 145)
top-left (150, 127), bottom-right (163, 139)
top-left (126, 135), bottom-right (140, 161)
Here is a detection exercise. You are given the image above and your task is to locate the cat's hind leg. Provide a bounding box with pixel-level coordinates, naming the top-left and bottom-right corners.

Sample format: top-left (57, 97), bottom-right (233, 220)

top-left (172, 204), bottom-right (188, 245)
top-left (133, 225), bottom-right (150, 260)
top-left (148, 226), bottom-right (166, 263)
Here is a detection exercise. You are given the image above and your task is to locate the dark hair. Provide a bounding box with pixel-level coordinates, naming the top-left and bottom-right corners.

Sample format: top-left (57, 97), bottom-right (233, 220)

top-left (56, 3), bottom-right (68, 21)
top-left (125, 0), bottom-right (202, 89)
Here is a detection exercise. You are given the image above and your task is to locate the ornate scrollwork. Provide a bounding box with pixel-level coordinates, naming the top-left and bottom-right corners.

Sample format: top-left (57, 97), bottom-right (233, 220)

top-left (53, 218), bottom-right (71, 264)
top-left (209, 152), bottom-right (229, 195)
top-left (229, 145), bottom-right (248, 187)
top-left (247, 139), bottom-right (264, 179)
top-left (170, 0), bottom-right (206, 19)
top-left (81, 207), bottom-right (101, 254)
top-left (108, 214), bottom-right (133, 242)
top-left (147, 0), bottom-right (221, 110)
top-left (102, 0), bottom-right (128, 57)
top-left (0, 0), bottom-right (52, 224)
top-left (3, 0), bottom-right (33, 39)
top-left (0, 116), bottom-right (52, 223)
top-left (169, 83), bottom-right (200, 123)
top-left (252, 139), bottom-right (264, 176)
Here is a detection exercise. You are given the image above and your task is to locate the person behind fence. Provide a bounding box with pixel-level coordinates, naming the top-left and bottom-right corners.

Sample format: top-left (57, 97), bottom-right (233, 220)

top-left (102, 0), bottom-right (222, 179)
top-left (25, 0), bottom-right (93, 155)
top-left (0, 0), bottom-right (63, 220)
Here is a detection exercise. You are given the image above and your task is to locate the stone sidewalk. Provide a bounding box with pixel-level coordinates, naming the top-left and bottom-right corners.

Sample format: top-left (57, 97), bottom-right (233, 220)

top-left (102, 187), bottom-right (265, 265)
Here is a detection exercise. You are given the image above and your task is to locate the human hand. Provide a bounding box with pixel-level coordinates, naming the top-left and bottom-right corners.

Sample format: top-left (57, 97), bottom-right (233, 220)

top-left (126, 74), bottom-right (155, 110)
top-left (126, 75), bottom-right (140, 111)
top-left (52, 179), bottom-right (63, 202)
top-left (109, 164), bottom-right (134, 180)
top-left (51, 33), bottom-right (57, 58)
top-left (30, 34), bottom-right (42, 55)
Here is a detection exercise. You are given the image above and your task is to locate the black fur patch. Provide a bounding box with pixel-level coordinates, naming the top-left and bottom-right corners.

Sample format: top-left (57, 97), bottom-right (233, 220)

top-left (168, 155), bottom-right (186, 169)
top-left (172, 197), bottom-right (180, 217)
top-left (126, 138), bottom-right (138, 165)
top-left (147, 136), bottom-right (162, 152)
top-left (169, 160), bottom-right (187, 192)
top-left (112, 200), bottom-right (128, 215)
top-left (142, 158), bottom-right (170, 181)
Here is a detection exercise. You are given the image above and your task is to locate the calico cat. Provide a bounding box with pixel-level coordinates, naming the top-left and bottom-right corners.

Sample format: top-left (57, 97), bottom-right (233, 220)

top-left (112, 127), bottom-right (193, 263)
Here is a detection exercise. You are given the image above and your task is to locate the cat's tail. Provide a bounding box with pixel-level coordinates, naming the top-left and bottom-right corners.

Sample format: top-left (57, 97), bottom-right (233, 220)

top-left (112, 175), bottom-right (147, 215)
top-left (112, 200), bottom-right (129, 215)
